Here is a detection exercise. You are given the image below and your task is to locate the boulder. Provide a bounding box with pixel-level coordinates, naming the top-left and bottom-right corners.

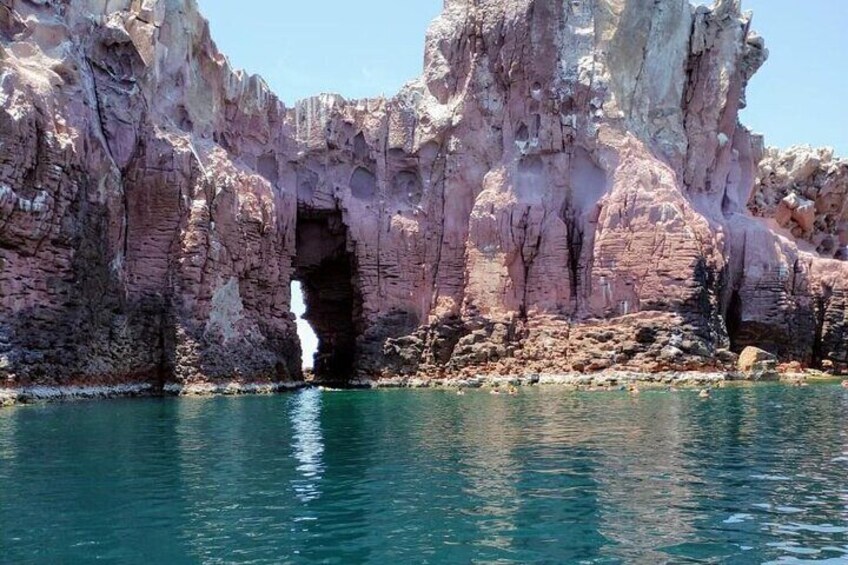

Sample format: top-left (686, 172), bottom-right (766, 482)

top-left (738, 347), bottom-right (777, 372)
top-left (738, 347), bottom-right (779, 381)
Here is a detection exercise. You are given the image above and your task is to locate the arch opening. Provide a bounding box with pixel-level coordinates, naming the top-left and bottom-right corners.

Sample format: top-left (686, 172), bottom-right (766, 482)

top-left (291, 280), bottom-right (318, 372)
top-left (293, 208), bottom-right (363, 383)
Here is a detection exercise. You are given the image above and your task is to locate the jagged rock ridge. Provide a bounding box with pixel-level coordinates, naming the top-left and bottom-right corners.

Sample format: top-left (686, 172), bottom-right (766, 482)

top-left (1, 0), bottom-right (846, 390)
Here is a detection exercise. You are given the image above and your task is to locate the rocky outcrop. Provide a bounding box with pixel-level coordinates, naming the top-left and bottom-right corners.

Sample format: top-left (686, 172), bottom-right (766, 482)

top-left (0, 0), bottom-right (299, 388)
top-left (1, 0), bottom-right (847, 391)
top-left (751, 146), bottom-right (848, 260)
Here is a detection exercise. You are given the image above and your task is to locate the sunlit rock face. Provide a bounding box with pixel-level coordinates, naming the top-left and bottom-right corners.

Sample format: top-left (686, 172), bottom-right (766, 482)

top-left (0, 0), bottom-right (300, 387)
top-left (1, 0), bottom-right (847, 388)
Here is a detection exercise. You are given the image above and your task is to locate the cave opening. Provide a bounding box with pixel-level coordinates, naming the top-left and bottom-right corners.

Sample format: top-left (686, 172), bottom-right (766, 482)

top-left (293, 209), bottom-right (362, 383)
top-left (725, 289), bottom-right (780, 356)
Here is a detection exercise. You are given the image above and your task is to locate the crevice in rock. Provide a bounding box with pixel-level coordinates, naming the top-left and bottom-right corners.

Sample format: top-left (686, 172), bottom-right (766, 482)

top-left (562, 207), bottom-right (584, 307)
top-left (86, 60), bottom-right (117, 164)
top-left (725, 289), bottom-right (743, 352)
top-left (85, 57), bottom-right (132, 260)
top-left (512, 206), bottom-right (543, 320)
top-left (811, 285), bottom-right (832, 369)
top-left (422, 141), bottom-right (448, 312)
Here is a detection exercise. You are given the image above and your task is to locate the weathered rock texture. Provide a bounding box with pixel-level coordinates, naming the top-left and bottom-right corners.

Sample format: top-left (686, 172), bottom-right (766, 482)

top-left (0, 0), bottom-right (299, 388)
top-left (752, 146), bottom-right (848, 260)
top-left (1, 0), bottom-right (847, 389)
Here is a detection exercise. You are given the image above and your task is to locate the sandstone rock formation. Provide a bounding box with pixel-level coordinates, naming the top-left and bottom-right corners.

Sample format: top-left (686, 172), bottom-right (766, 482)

top-left (1, 0), bottom-right (847, 390)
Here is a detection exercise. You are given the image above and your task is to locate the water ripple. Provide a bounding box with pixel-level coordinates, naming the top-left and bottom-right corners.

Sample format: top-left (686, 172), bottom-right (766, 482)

top-left (0, 385), bottom-right (846, 563)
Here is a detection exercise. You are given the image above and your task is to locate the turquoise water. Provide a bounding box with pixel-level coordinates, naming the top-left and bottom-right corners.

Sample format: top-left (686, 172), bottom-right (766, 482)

top-left (1, 385), bottom-right (847, 564)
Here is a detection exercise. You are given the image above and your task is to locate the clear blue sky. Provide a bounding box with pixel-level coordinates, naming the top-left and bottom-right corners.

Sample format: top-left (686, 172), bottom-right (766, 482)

top-left (198, 0), bottom-right (443, 103)
top-left (198, 0), bottom-right (847, 366)
top-left (738, 0), bottom-right (847, 156)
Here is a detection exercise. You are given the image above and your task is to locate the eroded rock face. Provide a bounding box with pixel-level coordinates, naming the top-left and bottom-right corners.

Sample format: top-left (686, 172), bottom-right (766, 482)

top-left (0, 0), bottom-right (299, 387)
top-left (751, 146), bottom-right (848, 260)
top-left (1, 0), bottom-right (847, 388)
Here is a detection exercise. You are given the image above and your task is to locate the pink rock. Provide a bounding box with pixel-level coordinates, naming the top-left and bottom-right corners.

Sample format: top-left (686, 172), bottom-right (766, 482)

top-left (793, 199), bottom-right (817, 233)
top-left (0, 0), bottom-right (846, 389)
top-left (753, 145), bottom-right (848, 257)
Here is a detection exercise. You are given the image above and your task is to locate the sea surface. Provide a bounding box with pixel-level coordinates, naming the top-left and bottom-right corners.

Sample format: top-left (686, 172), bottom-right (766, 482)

top-left (1, 384), bottom-right (847, 564)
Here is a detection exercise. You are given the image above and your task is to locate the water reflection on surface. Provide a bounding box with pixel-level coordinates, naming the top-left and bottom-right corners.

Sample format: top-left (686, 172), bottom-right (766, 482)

top-left (0, 384), bottom-right (847, 563)
top-left (592, 393), bottom-right (699, 562)
top-left (458, 396), bottom-right (521, 555)
top-left (290, 387), bottom-right (324, 503)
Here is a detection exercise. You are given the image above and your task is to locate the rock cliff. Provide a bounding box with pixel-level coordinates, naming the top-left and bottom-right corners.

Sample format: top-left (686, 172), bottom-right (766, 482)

top-left (1, 0), bottom-right (846, 390)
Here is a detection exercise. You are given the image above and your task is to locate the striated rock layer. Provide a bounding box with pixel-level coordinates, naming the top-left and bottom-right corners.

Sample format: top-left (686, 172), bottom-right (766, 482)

top-left (1, 0), bottom-right (846, 390)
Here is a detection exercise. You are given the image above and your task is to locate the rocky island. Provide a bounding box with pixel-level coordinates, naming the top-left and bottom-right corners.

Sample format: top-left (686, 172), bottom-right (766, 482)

top-left (1, 0), bottom-right (846, 402)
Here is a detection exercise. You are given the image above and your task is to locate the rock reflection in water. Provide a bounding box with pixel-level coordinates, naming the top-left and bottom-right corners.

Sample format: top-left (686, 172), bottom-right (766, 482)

top-left (457, 397), bottom-right (521, 554)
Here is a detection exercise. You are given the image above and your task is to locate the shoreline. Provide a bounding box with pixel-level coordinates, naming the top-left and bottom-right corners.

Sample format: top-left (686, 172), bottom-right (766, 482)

top-left (349, 371), bottom-right (735, 390)
top-left (0, 381), bottom-right (306, 407)
top-left (2, 370), bottom-right (843, 407)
